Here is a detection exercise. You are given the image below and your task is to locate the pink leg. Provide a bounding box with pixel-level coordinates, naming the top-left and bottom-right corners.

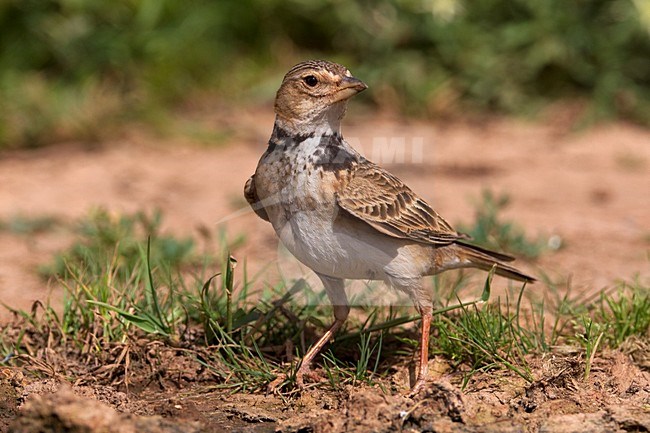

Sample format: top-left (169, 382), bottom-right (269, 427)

top-left (268, 274), bottom-right (348, 390)
top-left (295, 304), bottom-right (348, 385)
top-left (387, 276), bottom-right (433, 394)
top-left (296, 274), bottom-right (349, 385)
top-left (410, 305), bottom-right (432, 394)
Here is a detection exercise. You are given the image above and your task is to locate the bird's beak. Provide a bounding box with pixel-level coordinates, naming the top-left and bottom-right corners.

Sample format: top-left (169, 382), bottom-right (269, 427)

top-left (332, 76), bottom-right (368, 102)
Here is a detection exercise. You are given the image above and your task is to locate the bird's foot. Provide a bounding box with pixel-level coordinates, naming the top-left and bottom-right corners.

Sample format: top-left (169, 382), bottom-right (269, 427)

top-left (266, 368), bottom-right (324, 394)
top-left (405, 377), bottom-right (428, 398)
top-left (295, 367), bottom-right (325, 388)
top-left (266, 373), bottom-right (288, 394)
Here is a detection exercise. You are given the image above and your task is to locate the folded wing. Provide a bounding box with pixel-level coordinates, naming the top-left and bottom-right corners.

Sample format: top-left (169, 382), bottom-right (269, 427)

top-left (336, 163), bottom-right (466, 246)
top-left (244, 175), bottom-right (270, 222)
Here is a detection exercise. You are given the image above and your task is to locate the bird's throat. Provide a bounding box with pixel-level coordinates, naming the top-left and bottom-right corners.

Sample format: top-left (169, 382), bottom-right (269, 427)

top-left (274, 101), bottom-right (347, 139)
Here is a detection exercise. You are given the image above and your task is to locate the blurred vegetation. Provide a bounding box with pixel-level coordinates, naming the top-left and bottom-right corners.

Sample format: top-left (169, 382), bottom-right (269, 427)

top-left (40, 208), bottom-right (196, 280)
top-left (1, 0), bottom-right (649, 148)
top-left (459, 190), bottom-right (552, 260)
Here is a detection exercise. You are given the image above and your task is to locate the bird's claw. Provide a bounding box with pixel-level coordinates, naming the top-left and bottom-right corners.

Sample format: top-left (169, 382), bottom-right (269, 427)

top-left (405, 377), bottom-right (427, 398)
top-left (295, 368), bottom-right (324, 387)
top-left (266, 368), bottom-right (324, 394)
top-left (266, 373), bottom-right (288, 394)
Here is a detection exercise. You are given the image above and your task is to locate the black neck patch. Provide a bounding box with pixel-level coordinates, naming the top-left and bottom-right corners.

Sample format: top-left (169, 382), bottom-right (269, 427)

top-left (310, 133), bottom-right (360, 170)
top-left (267, 124), bottom-right (315, 153)
top-left (265, 124), bottom-right (361, 170)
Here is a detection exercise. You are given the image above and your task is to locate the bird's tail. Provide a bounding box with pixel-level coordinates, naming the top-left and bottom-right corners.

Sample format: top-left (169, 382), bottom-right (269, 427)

top-left (454, 242), bottom-right (536, 283)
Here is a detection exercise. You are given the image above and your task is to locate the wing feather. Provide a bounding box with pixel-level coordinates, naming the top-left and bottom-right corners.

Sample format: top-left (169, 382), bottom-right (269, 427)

top-left (336, 163), bottom-right (466, 246)
top-left (244, 175), bottom-right (270, 222)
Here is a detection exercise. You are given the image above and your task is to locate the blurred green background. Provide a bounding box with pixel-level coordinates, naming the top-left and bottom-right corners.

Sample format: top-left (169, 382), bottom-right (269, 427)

top-left (1, 0), bottom-right (649, 149)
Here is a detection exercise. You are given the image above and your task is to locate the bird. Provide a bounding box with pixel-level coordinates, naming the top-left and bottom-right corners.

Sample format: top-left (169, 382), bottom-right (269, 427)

top-left (244, 60), bottom-right (535, 393)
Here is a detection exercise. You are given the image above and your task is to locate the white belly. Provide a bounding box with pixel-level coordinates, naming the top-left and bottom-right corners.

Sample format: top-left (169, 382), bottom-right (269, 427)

top-left (275, 209), bottom-right (417, 281)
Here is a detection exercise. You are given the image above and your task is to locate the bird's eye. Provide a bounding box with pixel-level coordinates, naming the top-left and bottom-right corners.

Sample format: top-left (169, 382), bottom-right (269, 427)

top-left (303, 75), bottom-right (318, 87)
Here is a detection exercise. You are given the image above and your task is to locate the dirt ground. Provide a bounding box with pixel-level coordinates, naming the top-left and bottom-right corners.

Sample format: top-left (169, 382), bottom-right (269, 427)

top-left (1, 349), bottom-right (650, 433)
top-left (0, 108), bottom-right (649, 432)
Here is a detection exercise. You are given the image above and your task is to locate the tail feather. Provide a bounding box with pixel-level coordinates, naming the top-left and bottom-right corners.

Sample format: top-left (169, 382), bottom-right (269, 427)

top-left (456, 243), bottom-right (536, 283)
top-left (455, 241), bottom-right (515, 262)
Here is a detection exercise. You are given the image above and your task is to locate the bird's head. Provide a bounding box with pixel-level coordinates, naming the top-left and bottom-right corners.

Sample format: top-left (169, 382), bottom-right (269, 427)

top-left (274, 60), bottom-right (367, 134)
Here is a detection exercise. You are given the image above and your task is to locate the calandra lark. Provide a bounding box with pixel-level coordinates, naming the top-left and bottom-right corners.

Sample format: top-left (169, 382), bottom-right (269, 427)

top-left (245, 60), bottom-right (534, 392)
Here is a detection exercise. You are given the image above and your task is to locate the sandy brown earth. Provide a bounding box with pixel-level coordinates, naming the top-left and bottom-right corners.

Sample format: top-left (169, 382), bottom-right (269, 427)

top-left (0, 109), bottom-right (649, 431)
top-left (1, 110), bottom-right (648, 313)
top-left (1, 348), bottom-right (649, 432)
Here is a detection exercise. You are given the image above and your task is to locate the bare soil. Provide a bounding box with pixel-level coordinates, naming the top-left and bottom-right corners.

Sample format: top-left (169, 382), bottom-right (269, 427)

top-left (1, 349), bottom-right (649, 432)
top-left (0, 109), bottom-right (649, 432)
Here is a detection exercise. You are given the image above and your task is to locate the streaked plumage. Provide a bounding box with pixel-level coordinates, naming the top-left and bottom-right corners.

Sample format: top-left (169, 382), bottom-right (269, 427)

top-left (245, 60), bottom-right (535, 393)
